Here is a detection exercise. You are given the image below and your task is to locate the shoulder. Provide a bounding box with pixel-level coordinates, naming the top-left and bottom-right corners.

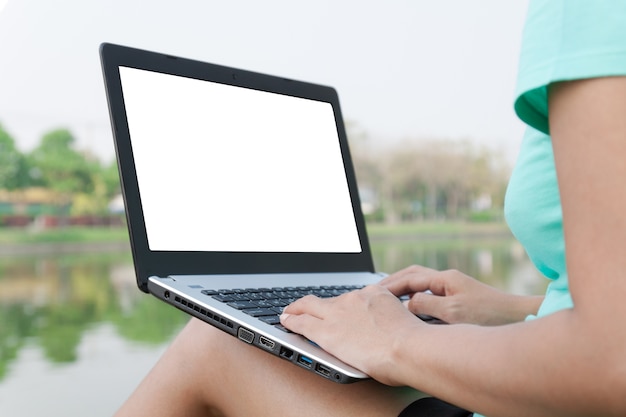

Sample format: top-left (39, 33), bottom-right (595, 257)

top-left (514, 0), bottom-right (626, 133)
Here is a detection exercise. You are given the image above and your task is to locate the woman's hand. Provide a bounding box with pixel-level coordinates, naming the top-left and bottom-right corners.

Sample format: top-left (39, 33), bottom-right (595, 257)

top-left (379, 265), bottom-right (543, 326)
top-left (280, 265), bottom-right (543, 386)
top-left (280, 285), bottom-right (423, 385)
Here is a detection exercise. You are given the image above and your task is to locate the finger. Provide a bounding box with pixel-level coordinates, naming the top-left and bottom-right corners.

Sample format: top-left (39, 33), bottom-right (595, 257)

top-left (378, 265), bottom-right (427, 290)
top-left (406, 291), bottom-right (447, 321)
top-left (377, 264), bottom-right (427, 285)
top-left (283, 294), bottom-right (327, 318)
top-left (280, 310), bottom-right (323, 336)
top-left (380, 265), bottom-right (440, 296)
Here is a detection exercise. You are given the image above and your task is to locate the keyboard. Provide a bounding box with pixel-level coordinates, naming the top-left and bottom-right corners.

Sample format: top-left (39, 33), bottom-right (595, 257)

top-left (201, 284), bottom-right (364, 332)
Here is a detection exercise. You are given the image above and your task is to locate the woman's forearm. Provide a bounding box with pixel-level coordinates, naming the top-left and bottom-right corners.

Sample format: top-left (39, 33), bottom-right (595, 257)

top-left (394, 310), bottom-right (626, 417)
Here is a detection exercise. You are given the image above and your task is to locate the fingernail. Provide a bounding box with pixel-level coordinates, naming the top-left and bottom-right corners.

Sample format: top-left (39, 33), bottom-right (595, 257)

top-left (280, 313), bottom-right (290, 321)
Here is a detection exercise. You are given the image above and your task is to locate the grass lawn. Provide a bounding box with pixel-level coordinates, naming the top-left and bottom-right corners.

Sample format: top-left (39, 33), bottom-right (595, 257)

top-left (0, 226), bottom-right (130, 245)
top-left (0, 221), bottom-right (512, 245)
top-left (366, 220), bottom-right (511, 239)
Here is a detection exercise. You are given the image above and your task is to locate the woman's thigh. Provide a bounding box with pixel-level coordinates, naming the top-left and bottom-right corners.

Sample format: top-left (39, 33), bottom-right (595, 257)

top-left (185, 319), bottom-right (428, 417)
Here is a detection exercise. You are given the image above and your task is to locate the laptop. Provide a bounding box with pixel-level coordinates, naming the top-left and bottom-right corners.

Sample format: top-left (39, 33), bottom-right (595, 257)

top-left (100, 42), bottom-right (385, 383)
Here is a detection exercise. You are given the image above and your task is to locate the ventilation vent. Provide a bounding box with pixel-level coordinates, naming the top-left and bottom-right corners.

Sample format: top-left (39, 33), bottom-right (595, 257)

top-left (173, 295), bottom-right (234, 329)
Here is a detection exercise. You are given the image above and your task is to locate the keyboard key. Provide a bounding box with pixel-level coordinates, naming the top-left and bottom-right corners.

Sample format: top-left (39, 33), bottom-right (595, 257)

top-left (254, 300), bottom-right (275, 308)
top-left (242, 308), bottom-right (278, 317)
top-left (212, 294), bottom-right (235, 302)
top-left (259, 316), bottom-right (281, 325)
top-left (274, 324), bottom-right (291, 333)
top-left (227, 301), bottom-right (258, 310)
top-left (268, 299), bottom-right (289, 307)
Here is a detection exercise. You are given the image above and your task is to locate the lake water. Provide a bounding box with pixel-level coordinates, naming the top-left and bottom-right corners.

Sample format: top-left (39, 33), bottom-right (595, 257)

top-left (0, 236), bottom-right (544, 416)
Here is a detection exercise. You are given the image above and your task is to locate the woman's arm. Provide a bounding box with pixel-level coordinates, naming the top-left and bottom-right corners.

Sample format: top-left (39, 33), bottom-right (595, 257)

top-left (283, 76), bottom-right (626, 417)
top-left (385, 76), bottom-right (626, 416)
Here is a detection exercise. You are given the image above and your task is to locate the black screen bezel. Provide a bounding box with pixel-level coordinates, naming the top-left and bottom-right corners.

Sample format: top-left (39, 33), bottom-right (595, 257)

top-left (99, 43), bottom-right (374, 292)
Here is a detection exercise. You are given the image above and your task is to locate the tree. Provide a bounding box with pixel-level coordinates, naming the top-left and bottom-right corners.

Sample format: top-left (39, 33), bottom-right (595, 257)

top-left (350, 135), bottom-right (511, 223)
top-left (0, 123), bottom-right (30, 189)
top-left (28, 128), bottom-right (96, 195)
top-left (71, 158), bottom-right (120, 215)
top-left (101, 159), bottom-right (121, 198)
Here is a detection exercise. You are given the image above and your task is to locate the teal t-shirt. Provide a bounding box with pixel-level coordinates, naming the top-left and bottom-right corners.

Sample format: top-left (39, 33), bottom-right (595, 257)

top-left (506, 0), bottom-right (626, 320)
top-left (505, 126), bottom-right (571, 318)
top-left (514, 0), bottom-right (626, 134)
top-left (474, 1), bottom-right (626, 416)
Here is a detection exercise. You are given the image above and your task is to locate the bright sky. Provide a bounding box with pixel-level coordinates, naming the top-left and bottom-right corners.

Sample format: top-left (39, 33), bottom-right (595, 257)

top-left (0, 0), bottom-right (529, 163)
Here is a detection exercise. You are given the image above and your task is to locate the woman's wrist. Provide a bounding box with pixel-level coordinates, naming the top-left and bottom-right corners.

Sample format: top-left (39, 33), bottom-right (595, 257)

top-left (498, 293), bottom-right (544, 324)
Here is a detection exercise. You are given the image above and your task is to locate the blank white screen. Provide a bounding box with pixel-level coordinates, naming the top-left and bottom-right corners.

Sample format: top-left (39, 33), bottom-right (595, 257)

top-left (119, 67), bottom-right (361, 253)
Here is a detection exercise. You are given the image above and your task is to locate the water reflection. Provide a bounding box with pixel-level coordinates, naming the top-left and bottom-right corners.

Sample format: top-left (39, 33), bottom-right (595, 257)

top-left (0, 253), bottom-right (187, 381)
top-left (371, 237), bottom-right (545, 295)
top-left (0, 238), bottom-right (544, 416)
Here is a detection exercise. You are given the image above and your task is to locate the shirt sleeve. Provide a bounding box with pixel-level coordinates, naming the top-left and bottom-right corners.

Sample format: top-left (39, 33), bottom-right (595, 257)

top-left (514, 0), bottom-right (626, 134)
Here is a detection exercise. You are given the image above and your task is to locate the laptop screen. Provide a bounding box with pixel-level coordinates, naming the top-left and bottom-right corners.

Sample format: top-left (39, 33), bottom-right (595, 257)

top-left (119, 66), bottom-right (362, 253)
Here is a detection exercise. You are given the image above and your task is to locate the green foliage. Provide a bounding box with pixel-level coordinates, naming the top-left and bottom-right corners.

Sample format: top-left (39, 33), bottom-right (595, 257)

top-left (0, 304), bottom-right (36, 379)
top-left (0, 124), bottom-right (31, 189)
top-left (102, 160), bottom-right (121, 197)
top-left (467, 209), bottom-right (503, 223)
top-left (110, 297), bottom-right (187, 345)
top-left (0, 124), bottom-right (122, 217)
top-left (28, 128), bottom-right (96, 195)
top-left (70, 159), bottom-right (121, 215)
top-left (38, 304), bottom-right (93, 363)
top-left (0, 226), bottom-right (129, 244)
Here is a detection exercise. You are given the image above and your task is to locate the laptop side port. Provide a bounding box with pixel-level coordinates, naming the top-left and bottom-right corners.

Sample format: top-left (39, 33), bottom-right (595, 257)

top-left (237, 327), bottom-right (254, 344)
top-left (315, 363), bottom-right (332, 378)
top-left (297, 354), bottom-right (313, 369)
top-left (279, 346), bottom-right (294, 360)
top-left (258, 336), bottom-right (275, 351)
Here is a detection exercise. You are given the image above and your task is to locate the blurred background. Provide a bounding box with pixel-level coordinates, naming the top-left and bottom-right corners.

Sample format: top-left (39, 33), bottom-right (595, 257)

top-left (0, 1), bottom-right (543, 416)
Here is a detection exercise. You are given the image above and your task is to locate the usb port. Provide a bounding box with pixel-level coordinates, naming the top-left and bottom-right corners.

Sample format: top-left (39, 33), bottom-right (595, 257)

top-left (297, 354), bottom-right (313, 369)
top-left (315, 363), bottom-right (332, 378)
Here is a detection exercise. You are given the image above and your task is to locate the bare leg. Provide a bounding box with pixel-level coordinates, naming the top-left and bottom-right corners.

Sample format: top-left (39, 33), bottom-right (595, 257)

top-left (115, 318), bottom-right (427, 417)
